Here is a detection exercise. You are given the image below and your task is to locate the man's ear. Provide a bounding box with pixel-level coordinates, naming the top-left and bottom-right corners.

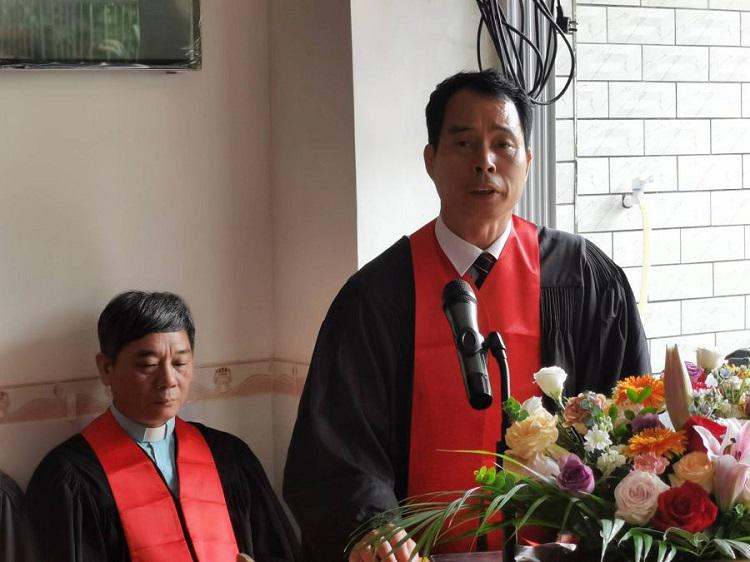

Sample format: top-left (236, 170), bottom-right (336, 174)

top-left (96, 353), bottom-right (114, 386)
top-left (524, 148), bottom-right (533, 181)
top-left (423, 144), bottom-right (436, 179)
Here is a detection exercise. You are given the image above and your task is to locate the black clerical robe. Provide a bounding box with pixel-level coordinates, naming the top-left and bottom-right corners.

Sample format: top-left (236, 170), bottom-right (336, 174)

top-left (24, 422), bottom-right (303, 562)
top-left (0, 471), bottom-right (34, 562)
top-left (283, 226), bottom-right (651, 562)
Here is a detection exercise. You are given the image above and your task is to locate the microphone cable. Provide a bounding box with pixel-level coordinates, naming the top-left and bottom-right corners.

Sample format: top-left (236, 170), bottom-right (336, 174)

top-left (475, 0), bottom-right (576, 106)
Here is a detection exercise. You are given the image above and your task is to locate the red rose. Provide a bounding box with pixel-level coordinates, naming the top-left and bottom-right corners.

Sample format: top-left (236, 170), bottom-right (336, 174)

top-left (684, 416), bottom-right (726, 453)
top-left (650, 481), bottom-right (718, 533)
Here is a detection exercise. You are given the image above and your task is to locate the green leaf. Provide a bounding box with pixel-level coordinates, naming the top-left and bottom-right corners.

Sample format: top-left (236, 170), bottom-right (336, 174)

top-left (627, 388), bottom-right (640, 403)
top-left (632, 533), bottom-right (644, 562)
top-left (637, 386), bottom-right (653, 403)
top-left (655, 540), bottom-right (668, 562)
top-left (599, 518), bottom-right (625, 562)
top-left (560, 497), bottom-right (578, 533)
top-left (515, 495), bottom-right (549, 533)
top-left (665, 527), bottom-right (706, 547)
top-left (485, 466), bottom-right (497, 486)
top-left (625, 410), bottom-right (636, 421)
top-left (475, 466), bottom-right (487, 484)
top-left (614, 423), bottom-right (631, 437)
top-left (642, 533), bottom-right (654, 560)
top-left (475, 466), bottom-right (497, 486)
top-left (726, 539), bottom-right (750, 558)
top-left (640, 407), bottom-right (658, 415)
top-left (621, 528), bottom-right (655, 562)
top-left (503, 398), bottom-right (526, 422)
top-left (608, 404), bottom-right (619, 422)
top-left (713, 538), bottom-right (736, 557)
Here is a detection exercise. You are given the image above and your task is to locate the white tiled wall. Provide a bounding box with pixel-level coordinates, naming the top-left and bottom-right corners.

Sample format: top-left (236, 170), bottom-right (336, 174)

top-left (557, 0), bottom-right (750, 371)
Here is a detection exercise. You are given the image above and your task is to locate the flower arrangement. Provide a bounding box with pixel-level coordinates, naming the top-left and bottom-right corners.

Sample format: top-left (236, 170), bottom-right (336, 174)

top-left (357, 347), bottom-right (750, 561)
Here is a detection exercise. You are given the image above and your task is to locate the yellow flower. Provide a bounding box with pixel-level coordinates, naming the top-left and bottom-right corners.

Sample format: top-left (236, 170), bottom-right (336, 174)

top-left (505, 409), bottom-right (559, 460)
top-left (670, 451), bottom-right (714, 492)
top-left (627, 427), bottom-right (687, 459)
top-left (615, 375), bottom-right (665, 410)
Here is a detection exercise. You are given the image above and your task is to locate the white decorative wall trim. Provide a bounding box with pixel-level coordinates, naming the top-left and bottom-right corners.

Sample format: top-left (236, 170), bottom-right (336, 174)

top-left (0, 359), bottom-right (309, 425)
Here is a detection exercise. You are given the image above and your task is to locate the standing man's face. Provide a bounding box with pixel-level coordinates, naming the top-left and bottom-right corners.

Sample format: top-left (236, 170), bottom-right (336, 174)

top-left (424, 89), bottom-right (532, 239)
top-left (96, 331), bottom-right (193, 427)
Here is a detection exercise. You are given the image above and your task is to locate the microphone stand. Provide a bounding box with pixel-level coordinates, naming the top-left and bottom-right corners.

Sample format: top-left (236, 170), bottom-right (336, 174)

top-left (482, 332), bottom-right (515, 562)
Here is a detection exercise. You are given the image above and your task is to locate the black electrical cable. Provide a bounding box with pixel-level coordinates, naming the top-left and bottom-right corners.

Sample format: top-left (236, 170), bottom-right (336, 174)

top-left (475, 0), bottom-right (575, 106)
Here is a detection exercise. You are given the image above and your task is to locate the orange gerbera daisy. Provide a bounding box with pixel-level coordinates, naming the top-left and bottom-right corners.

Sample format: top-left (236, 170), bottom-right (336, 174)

top-left (627, 427), bottom-right (687, 458)
top-left (615, 375), bottom-right (665, 409)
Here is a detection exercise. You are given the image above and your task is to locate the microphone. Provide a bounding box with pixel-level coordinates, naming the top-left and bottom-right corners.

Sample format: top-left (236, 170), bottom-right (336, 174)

top-left (442, 279), bottom-right (492, 410)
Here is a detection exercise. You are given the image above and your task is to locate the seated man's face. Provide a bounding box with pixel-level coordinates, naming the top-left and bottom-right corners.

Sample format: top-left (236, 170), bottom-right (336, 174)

top-left (96, 331), bottom-right (193, 427)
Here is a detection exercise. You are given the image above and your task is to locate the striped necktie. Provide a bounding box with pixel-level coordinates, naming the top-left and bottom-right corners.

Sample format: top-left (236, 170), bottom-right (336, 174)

top-left (472, 252), bottom-right (497, 288)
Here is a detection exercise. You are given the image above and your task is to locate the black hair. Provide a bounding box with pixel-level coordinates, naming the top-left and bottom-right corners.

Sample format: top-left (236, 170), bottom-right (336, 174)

top-left (425, 69), bottom-right (533, 149)
top-left (98, 291), bottom-right (195, 361)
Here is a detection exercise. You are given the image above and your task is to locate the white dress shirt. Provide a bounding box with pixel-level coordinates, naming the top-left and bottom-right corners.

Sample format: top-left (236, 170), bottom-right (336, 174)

top-left (434, 215), bottom-right (512, 278)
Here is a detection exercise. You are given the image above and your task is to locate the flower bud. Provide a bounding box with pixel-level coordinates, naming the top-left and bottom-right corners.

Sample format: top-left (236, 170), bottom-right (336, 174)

top-left (664, 345), bottom-right (692, 430)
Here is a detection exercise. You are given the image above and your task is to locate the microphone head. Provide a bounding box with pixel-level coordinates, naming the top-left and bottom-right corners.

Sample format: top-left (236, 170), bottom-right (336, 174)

top-left (442, 279), bottom-right (476, 310)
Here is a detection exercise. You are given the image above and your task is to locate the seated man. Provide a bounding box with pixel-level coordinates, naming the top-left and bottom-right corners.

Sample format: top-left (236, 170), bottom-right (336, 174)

top-left (25, 291), bottom-right (302, 562)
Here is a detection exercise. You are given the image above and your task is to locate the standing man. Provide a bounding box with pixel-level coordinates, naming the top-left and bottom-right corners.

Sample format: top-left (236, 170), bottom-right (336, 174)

top-left (283, 70), bottom-right (650, 561)
top-left (25, 291), bottom-right (302, 562)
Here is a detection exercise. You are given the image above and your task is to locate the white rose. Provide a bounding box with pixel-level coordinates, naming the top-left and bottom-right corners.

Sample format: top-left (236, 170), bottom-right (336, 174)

top-left (696, 347), bottom-right (724, 372)
top-left (614, 470), bottom-right (669, 525)
top-left (533, 366), bottom-right (567, 402)
top-left (521, 396), bottom-right (544, 415)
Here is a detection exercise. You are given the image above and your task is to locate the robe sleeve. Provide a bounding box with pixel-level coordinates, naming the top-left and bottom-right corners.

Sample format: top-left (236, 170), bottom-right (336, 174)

top-left (283, 242), bottom-right (414, 562)
top-left (579, 240), bottom-right (651, 391)
top-left (540, 229), bottom-right (651, 396)
top-left (23, 439), bottom-right (125, 562)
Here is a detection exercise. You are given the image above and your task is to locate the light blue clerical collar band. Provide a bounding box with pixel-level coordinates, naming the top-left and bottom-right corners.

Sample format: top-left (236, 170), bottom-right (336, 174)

top-left (110, 404), bottom-right (176, 444)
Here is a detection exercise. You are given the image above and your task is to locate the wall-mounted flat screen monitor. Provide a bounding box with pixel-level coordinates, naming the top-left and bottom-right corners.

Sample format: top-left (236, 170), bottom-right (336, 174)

top-left (0, 0), bottom-right (201, 70)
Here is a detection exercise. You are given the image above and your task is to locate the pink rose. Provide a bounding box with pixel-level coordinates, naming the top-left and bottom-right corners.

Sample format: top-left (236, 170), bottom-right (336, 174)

top-left (614, 470), bottom-right (670, 525)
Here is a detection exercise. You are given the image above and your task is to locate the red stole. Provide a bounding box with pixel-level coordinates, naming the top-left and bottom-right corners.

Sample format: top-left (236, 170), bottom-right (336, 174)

top-left (408, 216), bottom-right (542, 552)
top-left (82, 410), bottom-right (239, 562)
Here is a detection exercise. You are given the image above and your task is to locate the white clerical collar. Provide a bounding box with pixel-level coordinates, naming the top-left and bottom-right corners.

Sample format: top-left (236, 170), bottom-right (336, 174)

top-left (434, 215), bottom-right (512, 276)
top-left (110, 404), bottom-right (176, 443)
